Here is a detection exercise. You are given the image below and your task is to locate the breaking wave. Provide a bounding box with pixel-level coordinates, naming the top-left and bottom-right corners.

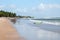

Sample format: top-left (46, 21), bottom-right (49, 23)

top-left (29, 20), bottom-right (60, 26)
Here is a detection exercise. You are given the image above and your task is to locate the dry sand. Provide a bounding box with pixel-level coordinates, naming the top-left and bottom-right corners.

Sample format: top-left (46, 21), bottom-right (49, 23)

top-left (0, 17), bottom-right (24, 40)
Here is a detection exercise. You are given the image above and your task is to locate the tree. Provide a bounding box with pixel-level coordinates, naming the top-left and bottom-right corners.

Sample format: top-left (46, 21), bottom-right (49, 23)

top-left (0, 10), bottom-right (17, 17)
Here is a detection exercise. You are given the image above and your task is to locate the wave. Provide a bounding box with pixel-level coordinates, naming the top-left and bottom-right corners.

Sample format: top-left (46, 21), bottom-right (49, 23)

top-left (42, 21), bottom-right (60, 25)
top-left (29, 20), bottom-right (60, 26)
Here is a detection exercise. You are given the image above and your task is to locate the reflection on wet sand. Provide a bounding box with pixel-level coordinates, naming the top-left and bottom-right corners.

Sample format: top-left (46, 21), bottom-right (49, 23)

top-left (35, 24), bottom-right (60, 33)
top-left (13, 19), bottom-right (60, 40)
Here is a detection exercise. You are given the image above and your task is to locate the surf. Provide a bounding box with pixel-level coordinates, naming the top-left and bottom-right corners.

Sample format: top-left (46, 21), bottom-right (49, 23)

top-left (29, 19), bottom-right (60, 26)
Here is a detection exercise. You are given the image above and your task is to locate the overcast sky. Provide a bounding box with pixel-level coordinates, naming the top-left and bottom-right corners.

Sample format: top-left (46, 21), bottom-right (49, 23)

top-left (0, 0), bottom-right (60, 18)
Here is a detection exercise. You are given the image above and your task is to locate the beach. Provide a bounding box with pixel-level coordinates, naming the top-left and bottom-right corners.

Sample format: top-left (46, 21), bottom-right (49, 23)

top-left (0, 17), bottom-right (60, 40)
top-left (0, 17), bottom-right (24, 40)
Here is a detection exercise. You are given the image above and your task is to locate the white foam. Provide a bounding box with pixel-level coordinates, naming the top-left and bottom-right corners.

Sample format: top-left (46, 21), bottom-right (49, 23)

top-left (29, 20), bottom-right (60, 26)
top-left (42, 21), bottom-right (60, 25)
top-left (29, 20), bottom-right (42, 23)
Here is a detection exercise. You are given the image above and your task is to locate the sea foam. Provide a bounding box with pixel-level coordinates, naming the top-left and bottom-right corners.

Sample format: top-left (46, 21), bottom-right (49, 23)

top-left (29, 20), bottom-right (60, 26)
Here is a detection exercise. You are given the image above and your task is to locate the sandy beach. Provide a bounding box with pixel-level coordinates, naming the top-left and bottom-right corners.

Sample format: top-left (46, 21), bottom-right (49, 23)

top-left (0, 17), bottom-right (23, 40)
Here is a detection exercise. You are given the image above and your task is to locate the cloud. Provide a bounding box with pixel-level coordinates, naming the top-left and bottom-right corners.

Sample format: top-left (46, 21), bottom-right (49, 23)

top-left (16, 8), bottom-right (27, 13)
top-left (38, 3), bottom-right (45, 10)
top-left (0, 4), bottom-right (27, 13)
top-left (9, 4), bottom-right (16, 8)
top-left (38, 3), bottom-right (60, 10)
top-left (30, 3), bottom-right (60, 13)
top-left (15, 3), bottom-right (60, 13)
top-left (0, 5), bottom-right (4, 8)
top-left (22, 8), bottom-right (27, 12)
top-left (0, 3), bottom-right (60, 14)
top-left (0, 5), bottom-right (5, 10)
top-left (48, 4), bottom-right (60, 8)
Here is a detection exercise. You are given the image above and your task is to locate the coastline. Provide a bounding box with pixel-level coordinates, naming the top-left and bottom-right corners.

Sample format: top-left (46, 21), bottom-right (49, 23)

top-left (0, 17), bottom-right (24, 40)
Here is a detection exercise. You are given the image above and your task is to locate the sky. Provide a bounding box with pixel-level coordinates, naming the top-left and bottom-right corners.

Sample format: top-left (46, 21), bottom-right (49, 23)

top-left (0, 0), bottom-right (60, 18)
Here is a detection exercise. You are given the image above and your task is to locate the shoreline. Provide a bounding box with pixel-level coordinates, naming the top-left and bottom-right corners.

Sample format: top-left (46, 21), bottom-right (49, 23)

top-left (0, 17), bottom-right (24, 40)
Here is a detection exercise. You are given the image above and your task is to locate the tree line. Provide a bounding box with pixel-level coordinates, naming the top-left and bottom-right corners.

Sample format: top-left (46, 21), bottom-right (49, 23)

top-left (0, 10), bottom-right (16, 17)
top-left (18, 16), bottom-right (34, 18)
top-left (0, 10), bottom-right (34, 18)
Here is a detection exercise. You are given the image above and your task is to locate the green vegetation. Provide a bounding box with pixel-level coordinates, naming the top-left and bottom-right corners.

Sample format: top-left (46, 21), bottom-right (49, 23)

top-left (17, 15), bottom-right (34, 18)
top-left (0, 10), bottom-right (16, 17)
top-left (0, 10), bottom-right (33, 18)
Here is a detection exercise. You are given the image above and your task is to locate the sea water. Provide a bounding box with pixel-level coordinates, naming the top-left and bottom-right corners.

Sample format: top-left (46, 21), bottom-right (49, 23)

top-left (12, 19), bottom-right (60, 40)
top-left (30, 19), bottom-right (60, 25)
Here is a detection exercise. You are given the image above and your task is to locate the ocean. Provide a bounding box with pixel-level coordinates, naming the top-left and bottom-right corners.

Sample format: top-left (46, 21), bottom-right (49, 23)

top-left (30, 19), bottom-right (60, 26)
top-left (12, 19), bottom-right (60, 40)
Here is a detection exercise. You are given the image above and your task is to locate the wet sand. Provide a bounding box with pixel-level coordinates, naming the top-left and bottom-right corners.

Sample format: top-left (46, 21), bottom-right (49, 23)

top-left (0, 17), bottom-right (24, 40)
top-left (14, 19), bottom-right (60, 40)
